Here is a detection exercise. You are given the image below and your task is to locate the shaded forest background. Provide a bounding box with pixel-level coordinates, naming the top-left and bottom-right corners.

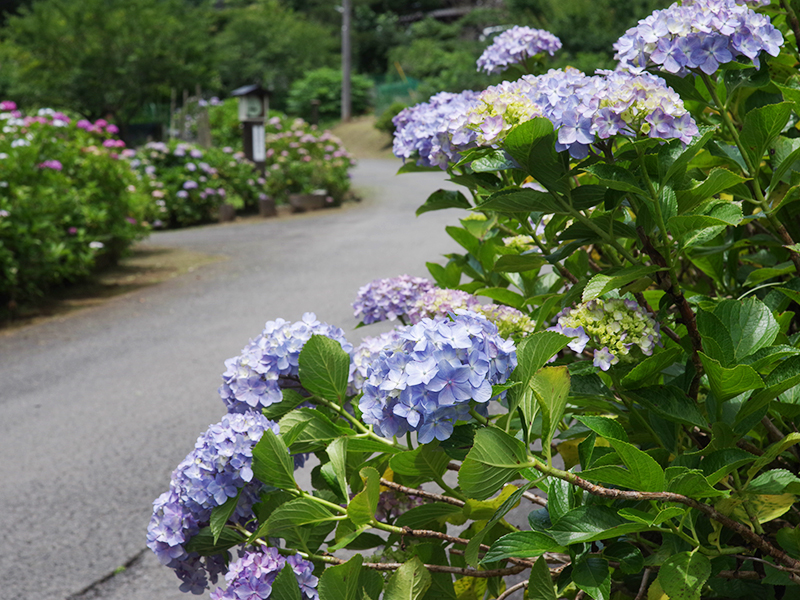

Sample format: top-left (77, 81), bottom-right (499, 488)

top-left (0, 0), bottom-right (668, 133)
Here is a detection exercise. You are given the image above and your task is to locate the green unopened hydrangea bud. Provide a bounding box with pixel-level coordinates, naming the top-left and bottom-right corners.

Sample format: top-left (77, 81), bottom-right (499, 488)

top-left (478, 304), bottom-right (535, 339)
top-left (462, 213), bottom-right (488, 222)
top-left (549, 297), bottom-right (661, 370)
top-left (503, 235), bottom-right (535, 252)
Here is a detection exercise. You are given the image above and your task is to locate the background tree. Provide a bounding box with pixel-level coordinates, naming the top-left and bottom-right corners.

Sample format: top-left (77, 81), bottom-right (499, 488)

top-left (0, 0), bottom-right (216, 130)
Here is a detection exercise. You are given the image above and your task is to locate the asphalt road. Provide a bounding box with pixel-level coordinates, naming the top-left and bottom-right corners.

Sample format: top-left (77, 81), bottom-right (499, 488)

top-left (0, 158), bottom-right (471, 599)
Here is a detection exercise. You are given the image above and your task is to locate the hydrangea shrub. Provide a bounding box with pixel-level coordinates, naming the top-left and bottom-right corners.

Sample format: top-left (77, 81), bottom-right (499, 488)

top-left (0, 103), bottom-right (148, 312)
top-left (152, 1), bottom-right (800, 598)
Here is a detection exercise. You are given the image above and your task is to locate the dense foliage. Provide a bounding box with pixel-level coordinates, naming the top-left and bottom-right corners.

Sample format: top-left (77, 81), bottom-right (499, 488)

top-left (287, 68), bottom-right (374, 122)
top-left (148, 1), bottom-right (800, 599)
top-left (0, 103), bottom-right (149, 312)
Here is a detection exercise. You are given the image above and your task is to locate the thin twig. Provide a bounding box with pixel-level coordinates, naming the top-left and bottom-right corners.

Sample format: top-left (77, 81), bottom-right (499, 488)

top-left (497, 580), bottom-right (527, 600)
top-left (531, 462), bottom-right (800, 572)
top-left (522, 491), bottom-right (548, 507)
top-left (380, 478), bottom-right (465, 507)
top-left (733, 555), bottom-right (800, 575)
top-left (326, 557), bottom-right (528, 578)
top-left (634, 568), bottom-right (652, 600)
top-left (399, 526), bottom-right (535, 568)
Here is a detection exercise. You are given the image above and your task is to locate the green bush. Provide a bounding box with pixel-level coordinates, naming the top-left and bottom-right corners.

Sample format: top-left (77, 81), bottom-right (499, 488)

top-left (0, 104), bottom-right (149, 312)
top-left (287, 68), bottom-right (372, 122)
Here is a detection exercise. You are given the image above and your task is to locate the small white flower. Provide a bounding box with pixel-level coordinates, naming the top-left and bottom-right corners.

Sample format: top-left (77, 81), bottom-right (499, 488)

top-left (89, 241), bottom-right (104, 249)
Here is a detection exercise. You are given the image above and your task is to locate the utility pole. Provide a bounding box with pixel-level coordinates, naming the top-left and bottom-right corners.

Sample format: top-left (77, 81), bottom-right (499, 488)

top-left (341, 0), bottom-right (352, 122)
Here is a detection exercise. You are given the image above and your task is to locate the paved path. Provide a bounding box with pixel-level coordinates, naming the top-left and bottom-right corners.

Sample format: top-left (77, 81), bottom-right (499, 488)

top-left (0, 159), bottom-right (467, 599)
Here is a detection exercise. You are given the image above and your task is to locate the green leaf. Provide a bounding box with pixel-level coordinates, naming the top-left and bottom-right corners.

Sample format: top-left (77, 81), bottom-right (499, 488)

top-left (743, 262), bottom-right (796, 287)
top-left (699, 448), bottom-right (758, 485)
top-left (446, 226), bottom-right (481, 256)
top-left (272, 564), bottom-right (303, 600)
top-left (777, 526), bottom-right (800, 559)
top-left (697, 310), bottom-right (735, 366)
top-left (657, 552), bottom-right (711, 600)
top-left (481, 531), bottom-right (561, 563)
top-left (298, 335), bottom-right (350, 403)
top-left (390, 442), bottom-right (450, 481)
top-left (383, 557), bottom-right (431, 600)
top-left (476, 287), bottom-right (527, 310)
top-left (573, 556), bottom-right (611, 600)
top-left (398, 162), bottom-right (441, 174)
top-left (583, 163), bottom-right (647, 196)
top-left (528, 556), bottom-right (557, 600)
top-left (395, 503), bottom-right (463, 529)
top-left (458, 428), bottom-right (529, 500)
top-left (669, 211), bottom-right (742, 248)
top-left (607, 438), bottom-right (665, 492)
top-left (628, 385), bottom-right (706, 429)
top-left (327, 437), bottom-right (349, 502)
top-left (503, 118), bottom-right (567, 192)
top-left (427, 261), bottom-right (461, 289)
top-left (547, 505), bottom-right (649, 545)
top-left (747, 469), bottom-right (800, 495)
top-left (603, 542), bottom-right (644, 575)
top-left (468, 483), bottom-right (535, 566)
top-left (530, 366), bottom-right (570, 450)
top-left (346, 437), bottom-right (404, 454)
top-left (620, 350), bottom-right (683, 389)
top-left (741, 344), bottom-right (800, 372)
top-left (470, 149), bottom-right (516, 172)
top-left (262, 389), bottom-right (308, 420)
top-left (210, 489), bottom-right (241, 544)
top-left (318, 555), bottom-right (366, 600)
top-left (184, 526), bottom-right (245, 556)
top-left (279, 409), bottom-right (350, 453)
top-left (659, 127), bottom-right (716, 182)
top-left (252, 429), bottom-right (297, 490)
top-left (413, 544), bottom-right (457, 600)
top-left (665, 467), bottom-right (727, 498)
top-left (747, 432), bottom-right (800, 479)
top-left (713, 297), bottom-right (779, 361)
top-left (582, 265), bottom-right (663, 302)
top-left (263, 497), bottom-right (338, 552)
top-left (478, 188), bottom-right (562, 215)
top-left (698, 352), bottom-right (764, 402)
top-left (347, 467), bottom-right (381, 527)
top-left (675, 168), bottom-right (748, 214)
top-left (493, 253), bottom-right (546, 272)
top-left (416, 189), bottom-right (471, 216)
top-left (575, 415), bottom-right (628, 441)
top-left (739, 101), bottom-right (794, 171)
top-left (329, 522), bottom-right (371, 552)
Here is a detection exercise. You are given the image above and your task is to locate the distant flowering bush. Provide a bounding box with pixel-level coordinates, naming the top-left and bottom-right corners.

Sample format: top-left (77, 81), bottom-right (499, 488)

top-left (0, 103), bottom-right (148, 312)
top-left (207, 101), bottom-right (356, 206)
top-left (154, 2), bottom-right (800, 597)
top-left (477, 26), bottom-right (562, 74)
top-left (129, 140), bottom-right (268, 228)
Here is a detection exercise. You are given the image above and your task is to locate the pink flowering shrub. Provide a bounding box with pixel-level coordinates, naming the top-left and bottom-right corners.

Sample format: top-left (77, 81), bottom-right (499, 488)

top-left (0, 103), bottom-right (149, 312)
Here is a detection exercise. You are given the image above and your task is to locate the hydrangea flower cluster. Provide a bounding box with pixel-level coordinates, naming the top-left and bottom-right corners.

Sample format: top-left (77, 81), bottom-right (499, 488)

top-left (477, 26), bottom-right (562, 74)
top-left (479, 304), bottom-right (535, 339)
top-left (352, 275), bottom-right (436, 324)
top-left (392, 90), bottom-right (481, 168)
top-left (549, 298), bottom-right (661, 370)
top-left (147, 411), bottom-right (280, 593)
top-left (350, 331), bottom-right (404, 393)
top-left (614, 0), bottom-right (783, 75)
top-left (406, 288), bottom-right (481, 324)
top-left (219, 313), bottom-right (353, 413)
top-left (463, 67), bottom-right (698, 157)
top-left (359, 311), bottom-right (516, 443)
top-left (209, 548), bottom-right (318, 600)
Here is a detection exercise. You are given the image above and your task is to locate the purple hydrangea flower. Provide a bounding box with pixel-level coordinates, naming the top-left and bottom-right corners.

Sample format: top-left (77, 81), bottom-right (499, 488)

top-left (219, 313), bottom-right (353, 413)
top-left (209, 548), bottom-right (318, 600)
top-left (406, 288), bottom-right (481, 324)
top-left (353, 275), bottom-right (436, 324)
top-left (146, 411), bottom-right (279, 593)
top-left (614, 0), bottom-right (783, 75)
top-left (359, 311), bottom-right (516, 442)
top-left (477, 26), bottom-right (562, 74)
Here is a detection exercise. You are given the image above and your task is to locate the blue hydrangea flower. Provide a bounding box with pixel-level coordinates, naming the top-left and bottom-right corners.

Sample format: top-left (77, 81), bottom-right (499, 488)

top-left (219, 313), bottom-right (353, 413)
top-left (359, 311), bottom-right (516, 443)
top-left (146, 411), bottom-right (280, 593)
top-left (477, 26), bottom-right (562, 74)
top-left (353, 275), bottom-right (435, 325)
top-left (392, 90), bottom-right (481, 168)
top-left (549, 298), bottom-right (662, 371)
top-left (209, 548), bottom-right (318, 600)
top-left (614, 0), bottom-right (783, 75)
